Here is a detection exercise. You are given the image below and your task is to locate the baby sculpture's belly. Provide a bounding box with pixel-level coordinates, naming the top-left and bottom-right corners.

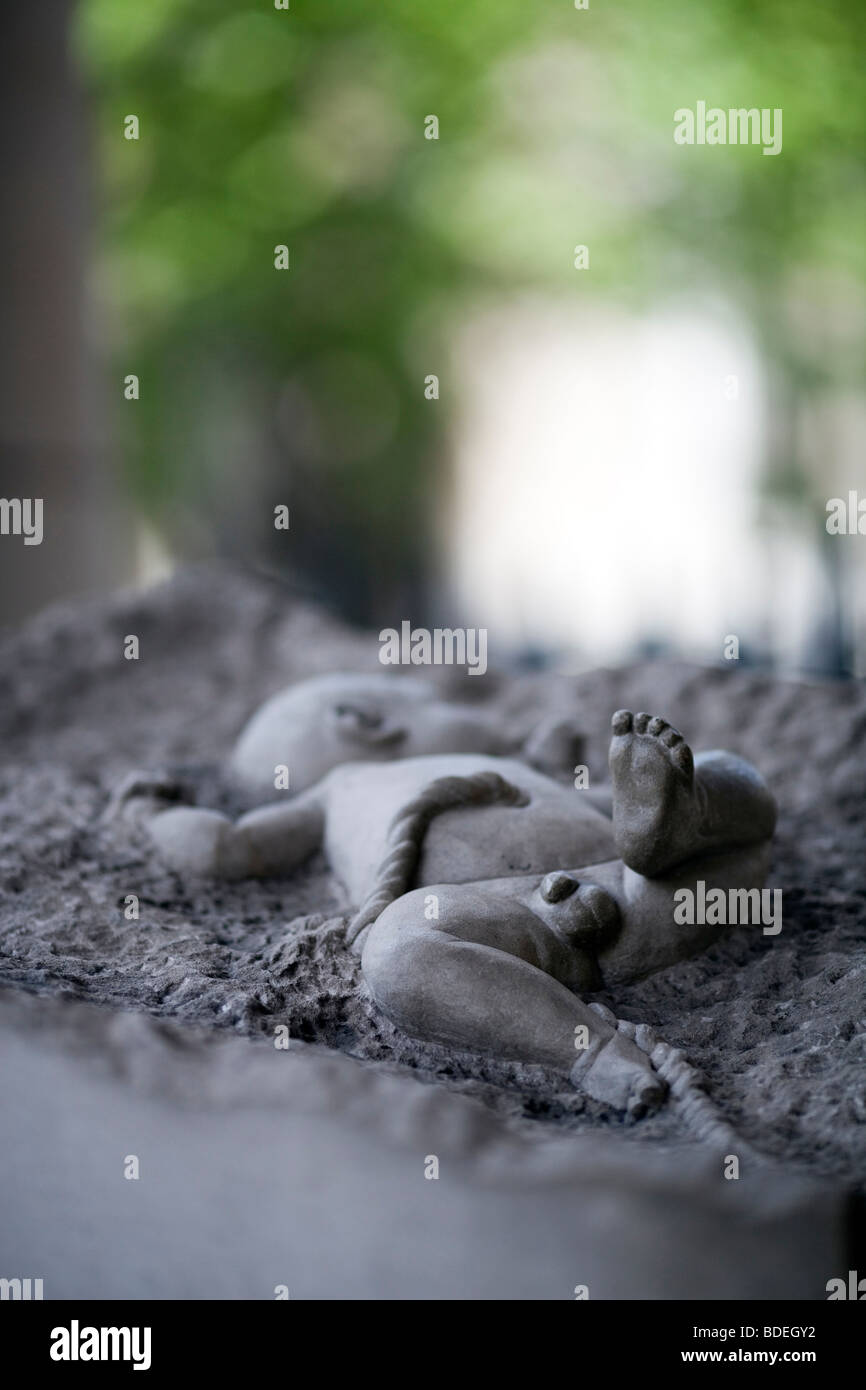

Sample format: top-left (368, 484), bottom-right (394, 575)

top-left (323, 753), bottom-right (617, 903)
top-left (415, 801), bottom-right (615, 887)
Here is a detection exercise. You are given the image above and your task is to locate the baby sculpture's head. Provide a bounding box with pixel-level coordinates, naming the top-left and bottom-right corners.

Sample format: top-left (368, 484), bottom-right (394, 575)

top-left (229, 672), bottom-right (509, 798)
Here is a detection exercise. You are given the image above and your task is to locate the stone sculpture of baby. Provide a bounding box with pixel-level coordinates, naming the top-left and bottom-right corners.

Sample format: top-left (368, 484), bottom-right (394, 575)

top-left (113, 675), bottom-right (776, 1121)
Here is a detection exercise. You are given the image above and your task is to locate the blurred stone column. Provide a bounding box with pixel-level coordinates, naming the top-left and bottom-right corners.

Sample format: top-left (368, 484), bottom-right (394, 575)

top-left (0, 1), bottom-right (129, 626)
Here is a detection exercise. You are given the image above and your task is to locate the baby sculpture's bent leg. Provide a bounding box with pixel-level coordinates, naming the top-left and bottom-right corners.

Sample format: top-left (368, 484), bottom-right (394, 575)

top-left (609, 711), bottom-right (776, 878)
top-left (361, 887), bottom-right (665, 1116)
top-left (587, 840), bottom-right (775, 985)
top-left (143, 794), bottom-right (326, 879)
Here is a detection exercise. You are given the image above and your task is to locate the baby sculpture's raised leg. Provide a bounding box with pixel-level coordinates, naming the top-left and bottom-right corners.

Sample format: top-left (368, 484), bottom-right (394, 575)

top-left (609, 710), bottom-right (776, 876)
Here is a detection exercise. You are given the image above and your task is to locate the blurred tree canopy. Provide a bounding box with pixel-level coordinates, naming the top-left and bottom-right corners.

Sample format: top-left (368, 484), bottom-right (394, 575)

top-left (75, 0), bottom-right (866, 621)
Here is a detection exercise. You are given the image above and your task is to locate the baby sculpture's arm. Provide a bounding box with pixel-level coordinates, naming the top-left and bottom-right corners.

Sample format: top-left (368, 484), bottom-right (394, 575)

top-left (123, 791), bottom-right (326, 880)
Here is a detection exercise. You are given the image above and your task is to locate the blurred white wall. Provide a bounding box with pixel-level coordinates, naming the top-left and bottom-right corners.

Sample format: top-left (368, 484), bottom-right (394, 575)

top-left (442, 297), bottom-right (852, 672)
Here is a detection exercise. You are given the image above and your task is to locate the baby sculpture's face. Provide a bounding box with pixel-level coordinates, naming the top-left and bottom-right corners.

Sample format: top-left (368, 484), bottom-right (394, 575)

top-left (228, 673), bottom-right (508, 797)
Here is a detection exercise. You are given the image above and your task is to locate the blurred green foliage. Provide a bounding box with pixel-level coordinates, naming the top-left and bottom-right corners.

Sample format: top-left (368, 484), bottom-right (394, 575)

top-left (75, 0), bottom-right (866, 611)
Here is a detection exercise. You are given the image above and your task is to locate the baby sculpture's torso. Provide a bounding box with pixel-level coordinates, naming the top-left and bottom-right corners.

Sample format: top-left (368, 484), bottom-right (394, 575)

top-left (319, 753), bottom-right (617, 903)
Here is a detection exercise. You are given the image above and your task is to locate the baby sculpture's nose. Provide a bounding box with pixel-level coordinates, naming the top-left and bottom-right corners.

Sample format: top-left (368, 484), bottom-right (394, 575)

top-left (540, 871), bottom-right (579, 903)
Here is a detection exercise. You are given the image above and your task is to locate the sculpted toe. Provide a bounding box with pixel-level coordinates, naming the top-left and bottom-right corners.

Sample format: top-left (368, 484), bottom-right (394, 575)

top-left (670, 743), bottom-right (694, 778)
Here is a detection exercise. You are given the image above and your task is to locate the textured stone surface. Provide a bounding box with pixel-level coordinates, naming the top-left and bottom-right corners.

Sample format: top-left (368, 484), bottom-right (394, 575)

top-left (0, 988), bottom-right (845, 1300)
top-left (0, 566), bottom-right (863, 1297)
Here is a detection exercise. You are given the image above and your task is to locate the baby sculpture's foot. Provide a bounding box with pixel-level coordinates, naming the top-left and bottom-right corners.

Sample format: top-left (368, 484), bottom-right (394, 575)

top-left (609, 710), bottom-right (776, 877)
top-left (571, 1029), bottom-right (666, 1118)
top-left (609, 711), bottom-right (700, 876)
